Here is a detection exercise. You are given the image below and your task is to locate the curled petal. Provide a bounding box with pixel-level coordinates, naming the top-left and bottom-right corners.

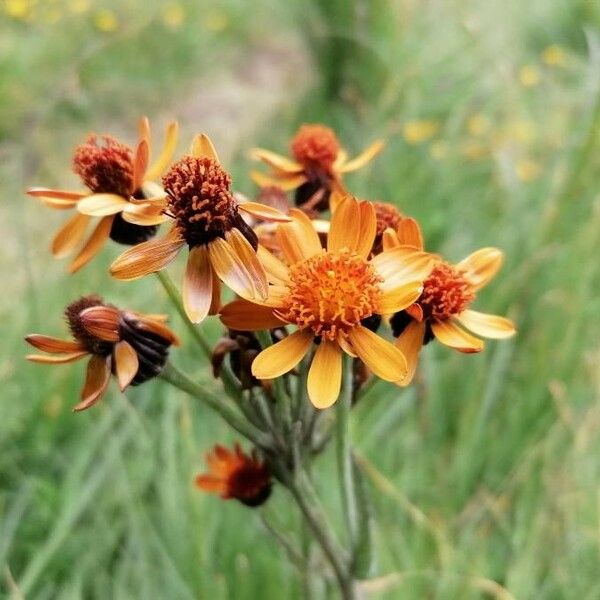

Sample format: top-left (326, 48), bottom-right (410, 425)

top-left (456, 309), bottom-right (516, 339)
top-left (182, 246), bottom-right (213, 324)
top-left (251, 329), bottom-right (312, 379)
top-left (25, 335), bottom-right (85, 353)
top-left (394, 320), bottom-right (425, 387)
top-left (190, 133), bottom-right (220, 162)
top-left (74, 355), bottom-right (112, 411)
top-left (348, 326), bottom-right (407, 382)
top-left (77, 194), bottom-right (129, 216)
top-left (79, 305), bottom-right (121, 342)
top-left (69, 216), bottom-right (114, 274)
top-left (337, 140), bottom-right (385, 173)
top-left (51, 213), bottom-right (91, 258)
top-left (307, 341), bottom-right (342, 409)
top-left (457, 247), bottom-right (503, 291)
top-left (145, 121), bottom-right (179, 181)
top-left (430, 319), bottom-right (484, 353)
top-left (220, 299), bottom-right (286, 331)
top-left (114, 340), bottom-right (139, 392)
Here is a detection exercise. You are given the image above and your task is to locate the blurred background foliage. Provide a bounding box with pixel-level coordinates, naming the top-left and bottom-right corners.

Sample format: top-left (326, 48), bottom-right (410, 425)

top-left (1, 0), bottom-right (600, 598)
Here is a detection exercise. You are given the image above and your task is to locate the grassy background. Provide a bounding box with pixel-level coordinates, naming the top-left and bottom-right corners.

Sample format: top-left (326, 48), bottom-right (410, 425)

top-left (1, 0), bottom-right (600, 598)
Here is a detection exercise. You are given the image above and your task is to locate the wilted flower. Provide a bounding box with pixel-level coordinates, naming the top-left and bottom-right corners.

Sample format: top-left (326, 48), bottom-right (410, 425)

top-left (110, 135), bottom-right (290, 323)
top-left (25, 295), bottom-right (179, 411)
top-left (220, 197), bottom-right (436, 408)
top-left (195, 444), bottom-right (272, 506)
top-left (250, 124), bottom-right (384, 212)
top-left (385, 220), bottom-right (516, 385)
top-left (27, 117), bottom-right (177, 272)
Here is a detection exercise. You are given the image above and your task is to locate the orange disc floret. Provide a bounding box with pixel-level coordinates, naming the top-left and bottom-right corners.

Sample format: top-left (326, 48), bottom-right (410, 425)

top-left (290, 124), bottom-right (340, 171)
top-left (419, 262), bottom-right (475, 320)
top-left (162, 156), bottom-right (242, 247)
top-left (73, 135), bottom-right (134, 197)
top-left (279, 250), bottom-right (383, 341)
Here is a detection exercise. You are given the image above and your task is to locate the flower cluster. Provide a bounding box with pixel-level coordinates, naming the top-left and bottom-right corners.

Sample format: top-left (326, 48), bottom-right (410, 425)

top-left (25, 118), bottom-right (515, 517)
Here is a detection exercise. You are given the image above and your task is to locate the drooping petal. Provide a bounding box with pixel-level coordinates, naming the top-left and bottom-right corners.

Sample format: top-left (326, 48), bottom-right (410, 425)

top-left (430, 319), bottom-right (484, 353)
top-left (276, 209), bottom-right (322, 264)
top-left (114, 340), bottom-right (139, 391)
top-left (26, 351), bottom-right (89, 364)
top-left (145, 121), bottom-right (179, 181)
top-left (77, 194), bottom-right (129, 216)
top-left (27, 187), bottom-right (86, 207)
top-left (225, 229), bottom-right (269, 299)
top-left (209, 269), bottom-right (221, 315)
top-left (249, 148), bottom-right (303, 173)
top-left (74, 355), bottom-right (112, 411)
top-left (378, 281), bottom-right (424, 314)
top-left (220, 299), bottom-right (286, 331)
top-left (328, 195), bottom-right (361, 253)
top-left (132, 139), bottom-right (150, 193)
top-left (190, 133), bottom-right (220, 162)
top-left (110, 227), bottom-right (185, 280)
top-left (456, 309), bottom-right (516, 339)
top-left (121, 202), bottom-right (168, 226)
top-left (238, 201), bottom-right (291, 222)
top-left (79, 305), bottom-right (121, 342)
top-left (69, 216), bottom-right (114, 274)
top-left (51, 213), bottom-right (91, 258)
top-left (25, 334), bottom-right (85, 353)
top-left (251, 329), bottom-right (312, 379)
top-left (397, 217), bottom-right (424, 250)
top-left (307, 340), bottom-right (342, 409)
top-left (348, 326), bottom-right (407, 382)
top-left (250, 170), bottom-right (307, 190)
top-left (394, 320), bottom-right (425, 387)
top-left (182, 246), bottom-right (213, 324)
top-left (337, 140), bottom-right (385, 173)
top-left (372, 248), bottom-right (436, 289)
top-left (457, 247), bottom-right (503, 291)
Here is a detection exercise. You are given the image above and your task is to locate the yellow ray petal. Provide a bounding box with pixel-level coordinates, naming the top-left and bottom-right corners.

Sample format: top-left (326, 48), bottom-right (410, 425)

top-left (138, 116), bottom-right (151, 145)
top-left (121, 202), bottom-right (169, 226)
top-left (69, 216), bottom-right (114, 274)
top-left (332, 148), bottom-right (348, 170)
top-left (26, 351), bottom-right (89, 364)
top-left (378, 281), bottom-right (424, 314)
top-left (145, 121), bottom-right (179, 181)
top-left (394, 320), bottom-right (425, 387)
top-left (276, 209), bottom-right (322, 264)
top-left (182, 245), bottom-right (213, 324)
top-left (250, 170), bottom-right (307, 190)
top-left (114, 340), bottom-right (139, 392)
top-left (25, 335), bottom-right (85, 353)
top-left (382, 227), bottom-right (401, 251)
top-left (430, 319), bottom-right (484, 353)
top-left (110, 227), bottom-right (184, 280)
top-left (225, 229), bottom-right (269, 299)
top-left (190, 133), bottom-right (219, 162)
top-left (356, 200), bottom-right (377, 258)
top-left (307, 340), bottom-right (342, 409)
top-left (219, 299), bottom-right (286, 331)
top-left (79, 305), bottom-right (121, 342)
top-left (337, 140), bottom-right (385, 173)
top-left (397, 217), bottom-right (424, 250)
top-left (238, 201), bottom-right (291, 222)
top-left (74, 355), bottom-right (112, 411)
top-left (251, 329), bottom-right (312, 379)
top-left (77, 194), bottom-right (129, 216)
top-left (209, 269), bottom-right (222, 315)
top-left (456, 309), bottom-right (516, 339)
top-left (257, 245), bottom-right (290, 285)
top-left (457, 247), bottom-right (503, 291)
top-left (27, 187), bottom-right (86, 201)
top-left (51, 213), bottom-right (91, 258)
top-left (249, 148), bottom-right (303, 173)
top-left (132, 139), bottom-right (150, 193)
top-left (328, 195), bottom-right (360, 253)
top-left (348, 326), bottom-right (407, 382)
top-left (372, 248), bottom-right (435, 289)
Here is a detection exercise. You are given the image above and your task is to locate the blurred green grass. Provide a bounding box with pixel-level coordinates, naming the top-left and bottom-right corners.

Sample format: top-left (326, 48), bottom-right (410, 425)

top-left (1, 0), bottom-right (600, 598)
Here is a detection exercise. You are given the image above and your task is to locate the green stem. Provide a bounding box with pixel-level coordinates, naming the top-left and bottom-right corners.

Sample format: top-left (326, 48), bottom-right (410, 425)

top-left (337, 354), bottom-right (359, 558)
top-left (159, 362), bottom-right (271, 448)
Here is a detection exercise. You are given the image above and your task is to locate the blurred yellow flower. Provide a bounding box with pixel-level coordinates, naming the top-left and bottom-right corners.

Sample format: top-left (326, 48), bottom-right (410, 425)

top-left (467, 114), bottom-right (490, 137)
top-left (69, 0), bottom-right (90, 14)
top-left (516, 159), bottom-right (541, 182)
top-left (506, 120), bottom-right (536, 144)
top-left (205, 9), bottom-right (229, 32)
top-left (461, 140), bottom-right (488, 160)
top-left (403, 119), bottom-right (439, 145)
top-left (94, 8), bottom-right (118, 32)
top-left (429, 140), bottom-right (448, 160)
top-left (542, 44), bottom-right (567, 67)
top-left (163, 2), bottom-right (184, 29)
top-left (519, 65), bottom-right (541, 87)
top-left (5, 0), bottom-right (32, 20)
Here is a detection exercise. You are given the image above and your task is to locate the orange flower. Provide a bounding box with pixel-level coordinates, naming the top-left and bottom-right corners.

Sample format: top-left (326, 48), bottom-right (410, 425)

top-left (25, 295), bottom-right (179, 411)
top-left (27, 117), bottom-right (178, 273)
top-left (110, 135), bottom-right (291, 323)
top-left (195, 444), bottom-right (272, 507)
top-left (384, 220), bottom-right (516, 386)
top-left (250, 124), bottom-right (384, 212)
top-left (220, 197), bottom-right (436, 408)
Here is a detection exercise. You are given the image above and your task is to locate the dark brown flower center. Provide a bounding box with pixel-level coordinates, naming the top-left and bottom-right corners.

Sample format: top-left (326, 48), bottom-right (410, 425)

top-left (73, 135), bottom-right (134, 197)
top-left (162, 156), bottom-right (256, 248)
top-left (419, 263), bottom-right (475, 320)
top-left (65, 295), bottom-right (115, 355)
top-left (291, 124), bottom-right (340, 172)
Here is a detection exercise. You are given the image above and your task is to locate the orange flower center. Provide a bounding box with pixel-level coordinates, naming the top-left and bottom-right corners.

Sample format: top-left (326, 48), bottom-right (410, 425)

top-left (163, 156), bottom-right (256, 248)
top-left (279, 250), bottom-right (382, 341)
top-left (72, 135), bottom-right (134, 197)
top-left (290, 124), bottom-right (340, 172)
top-left (419, 263), bottom-right (475, 320)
